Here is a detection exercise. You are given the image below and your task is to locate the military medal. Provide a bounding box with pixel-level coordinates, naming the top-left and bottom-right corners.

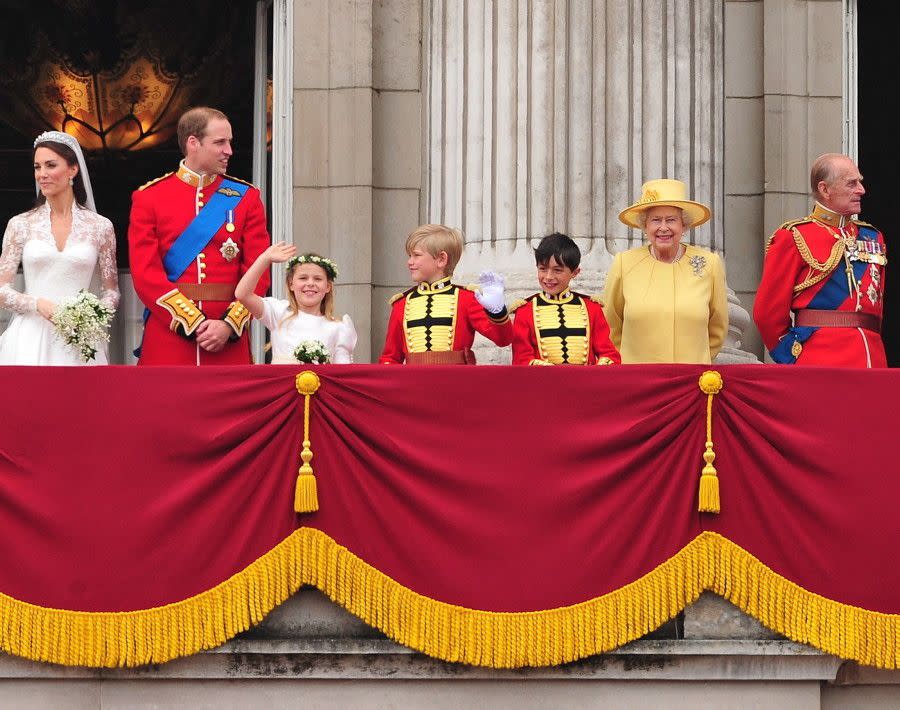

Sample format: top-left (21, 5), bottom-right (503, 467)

top-left (220, 237), bottom-right (240, 262)
top-left (845, 235), bottom-right (860, 261)
top-left (868, 263), bottom-right (881, 305)
top-left (225, 208), bottom-right (235, 233)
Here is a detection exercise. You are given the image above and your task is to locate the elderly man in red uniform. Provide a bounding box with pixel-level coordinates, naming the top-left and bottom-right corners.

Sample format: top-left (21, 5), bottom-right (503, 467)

top-left (754, 153), bottom-right (887, 367)
top-left (128, 107), bottom-right (270, 365)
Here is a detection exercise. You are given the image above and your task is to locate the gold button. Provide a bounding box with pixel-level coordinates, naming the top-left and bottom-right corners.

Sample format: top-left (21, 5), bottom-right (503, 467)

top-left (197, 201), bottom-right (204, 208)
top-left (175, 299), bottom-right (184, 305)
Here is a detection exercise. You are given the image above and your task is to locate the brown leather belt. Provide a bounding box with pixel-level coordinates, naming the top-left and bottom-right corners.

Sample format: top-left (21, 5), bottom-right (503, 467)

top-left (405, 349), bottom-right (476, 365)
top-left (794, 309), bottom-right (881, 332)
top-left (178, 283), bottom-right (237, 302)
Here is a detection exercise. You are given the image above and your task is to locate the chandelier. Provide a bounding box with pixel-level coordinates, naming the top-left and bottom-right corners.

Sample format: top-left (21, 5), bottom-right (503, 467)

top-left (29, 47), bottom-right (189, 152)
top-left (0, 1), bottom-right (243, 154)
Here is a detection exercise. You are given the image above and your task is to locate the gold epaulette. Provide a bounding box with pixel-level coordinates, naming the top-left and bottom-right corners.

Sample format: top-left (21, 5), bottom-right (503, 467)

top-left (224, 174), bottom-right (258, 190)
top-left (766, 218), bottom-right (813, 254)
top-left (389, 288), bottom-right (414, 305)
top-left (779, 217), bottom-right (813, 231)
top-left (853, 219), bottom-right (879, 231)
top-left (508, 298), bottom-right (527, 314)
top-left (138, 172), bottom-right (173, 191)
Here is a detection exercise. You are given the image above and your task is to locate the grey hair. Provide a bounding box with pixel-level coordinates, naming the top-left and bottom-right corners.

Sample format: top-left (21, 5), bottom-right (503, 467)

top-left (636, 207), bottom-right (692, 229)
top-left (810, 153), bottom-right (848, 199)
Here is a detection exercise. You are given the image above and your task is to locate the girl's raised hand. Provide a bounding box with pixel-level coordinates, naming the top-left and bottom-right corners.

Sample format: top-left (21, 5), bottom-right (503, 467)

top-left (265, 242), bottom-right (297, 264)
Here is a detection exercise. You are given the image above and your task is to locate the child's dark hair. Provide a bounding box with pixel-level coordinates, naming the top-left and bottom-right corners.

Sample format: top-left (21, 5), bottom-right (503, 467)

top-left (534, 232), bottom-right (581, 270)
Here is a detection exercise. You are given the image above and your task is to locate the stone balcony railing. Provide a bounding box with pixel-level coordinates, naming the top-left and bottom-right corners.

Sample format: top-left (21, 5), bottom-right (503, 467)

top-left (1, 591), bottom-right (897, 709)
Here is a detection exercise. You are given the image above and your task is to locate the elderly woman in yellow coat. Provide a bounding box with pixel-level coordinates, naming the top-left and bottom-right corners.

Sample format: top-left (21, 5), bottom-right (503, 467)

top-left (603, 179), bottom-right (728, 364)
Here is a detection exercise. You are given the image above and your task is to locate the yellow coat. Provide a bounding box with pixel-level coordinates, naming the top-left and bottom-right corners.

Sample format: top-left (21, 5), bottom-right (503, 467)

top-left (602, 244), bottom-right (729, 364)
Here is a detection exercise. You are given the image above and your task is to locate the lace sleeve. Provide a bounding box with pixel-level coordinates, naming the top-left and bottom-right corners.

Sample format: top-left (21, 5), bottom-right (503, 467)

top-left (0, 217), bottom-right (36, 314)
top-left (96, 218), bottom-right (120, 311)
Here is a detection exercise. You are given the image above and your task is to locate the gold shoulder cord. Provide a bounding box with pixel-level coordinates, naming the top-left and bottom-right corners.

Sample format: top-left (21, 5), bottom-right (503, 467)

top-left (790, 226), bottom-right (845, 294)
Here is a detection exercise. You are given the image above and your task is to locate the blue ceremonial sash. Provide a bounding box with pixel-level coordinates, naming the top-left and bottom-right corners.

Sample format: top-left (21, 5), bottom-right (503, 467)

top-left (770, 233), bottom-right (873, 364)
top-left (163, 178), bottom-right (249, 281)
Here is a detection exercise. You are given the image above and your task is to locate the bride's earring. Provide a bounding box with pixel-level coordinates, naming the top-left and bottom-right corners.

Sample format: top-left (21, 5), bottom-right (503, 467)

top-left (68, 178), bottom-right (74, 186)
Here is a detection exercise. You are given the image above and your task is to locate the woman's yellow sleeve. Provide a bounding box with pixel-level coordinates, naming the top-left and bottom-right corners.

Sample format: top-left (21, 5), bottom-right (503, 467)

top-left (708, 253), bottom-right (729, 358)
top-left (603, 253), bottom-right (625, 349)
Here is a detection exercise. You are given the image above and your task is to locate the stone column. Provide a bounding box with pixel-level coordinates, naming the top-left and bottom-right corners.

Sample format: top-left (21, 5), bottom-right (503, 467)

top-left (371, 0), bottom-right (424, 357)
top-left (424, 0), bottom-right (755, 362)
top-left (724, 0), bottom-right (765, 360)
top-left (293, 0), bottom-right (375, 362)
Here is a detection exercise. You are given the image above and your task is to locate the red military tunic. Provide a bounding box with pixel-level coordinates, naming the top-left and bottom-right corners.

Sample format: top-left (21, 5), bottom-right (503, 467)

top-left (753, 203), bottom-right (887, 368)
top-left (128, 162), bottom-right (271, 365)
top-left (379, 277), bottom-right (513, 364)
top-left (511, 290), bottom-right (620, 366)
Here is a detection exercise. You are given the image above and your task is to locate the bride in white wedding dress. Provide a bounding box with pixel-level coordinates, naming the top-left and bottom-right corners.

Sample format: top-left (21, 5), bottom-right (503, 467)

top-left (0, 131), bottom-right (119, 365)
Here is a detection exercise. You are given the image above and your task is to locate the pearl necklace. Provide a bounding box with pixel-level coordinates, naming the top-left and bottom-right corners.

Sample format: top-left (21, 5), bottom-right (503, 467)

top-left (650, 244), bottom-right (685, 264)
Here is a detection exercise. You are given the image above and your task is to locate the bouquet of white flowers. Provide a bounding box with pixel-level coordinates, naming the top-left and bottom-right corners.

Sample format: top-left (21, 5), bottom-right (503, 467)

top-left (293, 339), bottom-right (330, 364)
top-left (50, 290), bottom-right (115, 362)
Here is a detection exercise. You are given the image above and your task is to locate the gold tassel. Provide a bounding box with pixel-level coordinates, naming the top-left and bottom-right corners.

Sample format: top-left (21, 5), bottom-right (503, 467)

top-left (697, 370), bottom-right (724, 514)
top-left (294, 371), bottom-right (322, 513)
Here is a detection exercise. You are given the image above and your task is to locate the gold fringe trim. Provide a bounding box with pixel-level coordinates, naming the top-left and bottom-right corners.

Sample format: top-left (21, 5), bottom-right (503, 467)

top-left (299, 528), bottom-right (706, 668)
top-left (707, 532), bottom-right (900, 670)
top-left (0, 530), bottom-right (307, 668)
top-left (0, 529), bottom-right (898, 669)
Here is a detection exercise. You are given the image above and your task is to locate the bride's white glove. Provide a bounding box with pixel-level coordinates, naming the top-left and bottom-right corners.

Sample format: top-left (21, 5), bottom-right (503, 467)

top-left (473, 271), bottom-right (507, 314)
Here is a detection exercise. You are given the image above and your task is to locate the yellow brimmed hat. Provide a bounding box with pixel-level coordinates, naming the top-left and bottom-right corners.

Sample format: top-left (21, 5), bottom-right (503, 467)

top-left (618, 179), bottom-right (711, 229)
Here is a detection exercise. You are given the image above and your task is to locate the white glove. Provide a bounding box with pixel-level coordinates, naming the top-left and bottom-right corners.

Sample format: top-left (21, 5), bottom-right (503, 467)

top-left (474, 270), bottom-right (507, 314)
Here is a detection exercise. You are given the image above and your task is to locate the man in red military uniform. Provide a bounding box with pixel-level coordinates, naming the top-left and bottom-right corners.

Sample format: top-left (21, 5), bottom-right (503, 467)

top-left (128, 107), bottom-right (270, 365)
top-left (754, 153), bottom-right (887, 367)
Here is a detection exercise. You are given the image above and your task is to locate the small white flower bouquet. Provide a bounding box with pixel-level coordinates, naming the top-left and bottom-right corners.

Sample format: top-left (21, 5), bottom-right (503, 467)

top-left (51, 290), bottom-right (114, 362)
top-left (293, 339), bottom-right (330, 364)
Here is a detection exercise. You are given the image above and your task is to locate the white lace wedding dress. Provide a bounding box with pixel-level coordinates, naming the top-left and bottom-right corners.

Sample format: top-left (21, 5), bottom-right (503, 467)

top-left (0, 203), bottom-right (120, 365)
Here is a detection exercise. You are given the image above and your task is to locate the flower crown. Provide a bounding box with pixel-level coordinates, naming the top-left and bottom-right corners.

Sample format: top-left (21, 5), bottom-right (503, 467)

top-left (286, 254), bottom-right (339, 280)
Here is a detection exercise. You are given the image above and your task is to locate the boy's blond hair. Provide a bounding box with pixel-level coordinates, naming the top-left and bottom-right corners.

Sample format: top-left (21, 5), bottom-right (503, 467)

top-left (405, 224), bottom-right (463, 276)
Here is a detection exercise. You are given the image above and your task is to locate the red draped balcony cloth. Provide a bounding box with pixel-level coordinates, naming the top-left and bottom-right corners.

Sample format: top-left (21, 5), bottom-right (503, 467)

top-left (0, 365), bottom-right (897, 668)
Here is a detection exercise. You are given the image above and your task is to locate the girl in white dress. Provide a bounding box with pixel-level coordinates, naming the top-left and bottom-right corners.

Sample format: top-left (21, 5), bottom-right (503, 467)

top-left (0, 132), bottom-right (119, 365)
top-left (235, 243), bottom-right (357, 363)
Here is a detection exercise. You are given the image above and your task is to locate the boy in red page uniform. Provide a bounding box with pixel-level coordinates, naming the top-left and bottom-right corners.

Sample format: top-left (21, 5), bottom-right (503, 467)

top-left (511, 232), bottom-right (620, 366)
top-left (379, 224), bottom-right (513, 364)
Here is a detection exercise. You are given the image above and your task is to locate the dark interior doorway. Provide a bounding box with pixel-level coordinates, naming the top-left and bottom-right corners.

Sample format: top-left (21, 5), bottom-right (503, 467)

top-left (858, 3), bottom-right (898, 366)
top-left (0, 0), bottom-right (265, 268)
